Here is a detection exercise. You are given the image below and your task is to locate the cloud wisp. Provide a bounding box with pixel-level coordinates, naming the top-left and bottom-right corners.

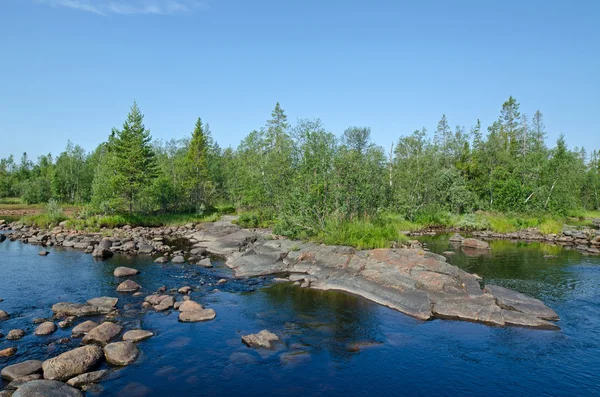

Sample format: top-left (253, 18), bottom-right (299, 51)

top-left (37, 0), bottom-right (208, 15)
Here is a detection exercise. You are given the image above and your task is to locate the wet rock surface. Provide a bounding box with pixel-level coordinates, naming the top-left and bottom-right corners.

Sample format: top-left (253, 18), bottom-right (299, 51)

top-left (1, 360), bottom-right (42, 381)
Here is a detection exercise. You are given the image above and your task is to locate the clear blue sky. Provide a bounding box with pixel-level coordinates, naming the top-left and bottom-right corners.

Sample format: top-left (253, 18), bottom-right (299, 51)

top-left (1, 0), bottom-right (599, 160)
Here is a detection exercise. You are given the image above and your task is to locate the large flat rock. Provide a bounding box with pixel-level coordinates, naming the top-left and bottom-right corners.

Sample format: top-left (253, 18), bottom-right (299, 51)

top-left (201, 229), bottom-right (560, 330)
top-left (13, 380), bottom-right (82, 397)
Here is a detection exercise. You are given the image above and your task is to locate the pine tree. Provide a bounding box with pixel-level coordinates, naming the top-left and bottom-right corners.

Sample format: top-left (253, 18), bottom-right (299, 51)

top-left (185, 117), bottom-right (211, 212)
top-left (107, 101), bottom-right (157, 214)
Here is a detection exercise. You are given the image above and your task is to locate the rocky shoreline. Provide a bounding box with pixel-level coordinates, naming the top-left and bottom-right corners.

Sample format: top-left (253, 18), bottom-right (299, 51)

top-left (407, 220), bottom-right (600, 256)
top-left (0, 217), bottom-right (565, 394)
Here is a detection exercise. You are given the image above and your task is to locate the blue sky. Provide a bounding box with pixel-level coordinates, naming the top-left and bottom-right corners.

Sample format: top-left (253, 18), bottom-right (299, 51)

top-left (1, 0), bottom-right (599, 160)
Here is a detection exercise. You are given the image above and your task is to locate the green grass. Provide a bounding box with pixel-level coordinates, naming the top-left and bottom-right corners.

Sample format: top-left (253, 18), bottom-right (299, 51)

top-left (311, 218), bottom-right (408, 250)
top-left (233, 212), bottom-right (276, 228)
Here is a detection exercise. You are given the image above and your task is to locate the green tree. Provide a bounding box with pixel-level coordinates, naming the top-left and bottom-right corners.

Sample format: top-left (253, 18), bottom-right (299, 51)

top-left (94, 101), bottom-right (157, 214)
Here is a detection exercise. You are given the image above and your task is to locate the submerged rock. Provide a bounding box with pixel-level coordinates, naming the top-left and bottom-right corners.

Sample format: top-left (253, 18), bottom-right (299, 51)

top-left (52, 302), bottom-right (112, 317)
top-left (12, 380), bottom-right (82, 397)
top-left (242, 330), bottom-right (279, 349)
top-left (42, 345), bottom-right (104, 381)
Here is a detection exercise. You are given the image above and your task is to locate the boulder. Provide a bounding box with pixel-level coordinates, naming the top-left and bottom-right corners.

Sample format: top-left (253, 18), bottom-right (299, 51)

top-left (154, 256), bottom-right (168, 264)
top-left (171, 255), bottom-right (185, 264)
top-left (117, 280), bottom-right (141, 292)
top-left (178, 309), bottom-right (216, 322)
top-left (241, 330), bottom-right (280, 349)
top-left (82, 322), bottom-right (123, 345)
top-left (91, 247), bottom-right (113, 259)
top-left (71, 320), bottom-right (98, 337)
top-left (86, 297), bottom-right (118, 308)
top-left (0, 347), bottom-right (17, 357)
top-left (1, 360), bottom-right (43, 381)
top-left (153, 296), bottom-right (174, 311)
top-left (38, 250), bottom-right (50, 256)
top-left (0, 310), bottom-right (9, 320)
top-left (113, 267), bottom-right (139, 277)
top-left (137, 244), bottom-right (154, 254)
top-left (34, 322), bottom-right (57, 336)
top-left (122, 330), bottom-right (154, 343)
top-left (461, 238), bottom-right (490, 250)
top-left (13, 380), bottom-right (83, 397)
top-left (178, 286), bottom-right (192, 294)
top-left (7, 329), bottom-right (25, 340)
top-left (66, 370), bottom-right (107, 388)
top-left (178, 300), bottom-right (204, 312)
top-left (197, 258), bottom-right (212, 268)
top-left (42, 345), bottom-right (103, 381)
top-left (103, 341), bottom-right (139, 366)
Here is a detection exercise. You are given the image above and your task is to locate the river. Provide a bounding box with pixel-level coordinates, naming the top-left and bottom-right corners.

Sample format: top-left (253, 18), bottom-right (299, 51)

top-left (1, 235), bottom-right (599, 396)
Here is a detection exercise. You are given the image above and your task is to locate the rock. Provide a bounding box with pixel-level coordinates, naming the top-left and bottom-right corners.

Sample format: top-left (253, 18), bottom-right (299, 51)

top-left (12, 380), bottom-right (83, 397)
top-left (51, 302), bottom-right (112, 317)
top-left (217, 279), bottom-right (227, 285)
top-left (484, 285), bottom-right (560, 321)
top-left (86, 297), bottom-right (118, 308)
top-left (137, 244), bottom-right (154, 254)
top-left (178, 300), bottom-right (203, 312)
top-left (122, 330), bottom-right (154, 343)
top-left (113, 267), bottom-right (140, 277)
top-left (154, 256), bottom-right (168, 264)
top-left (432, 294), bottom-right (505, 326)
top-left (242, 330), bottom-right (280, 349)
top-left (66, 370), bottom-right (107, 388)
top-left (0, 347), bottom-right (17, 357)
top-left (91, 247), bottom-right (113, 259)
top-left (42, 345), bottom-right (104, 381)
top-left (461, 238), bottom-right (490, 250)
top-left (72, 320), bottom-right (98, 337)
top-left (34, 322), bottom-right (57, 336)
top-left (7, 329), bottom-right (25, 340)
top-left (442, 251), bottom-right (455, 256)
top-left (178, 309), bottom-right (216, 322)
top-left (82, 322), bottom-right (123, 345)
top-left (103, 341), bottom-right (139, 366)
top-left (197, 258), bottom-right (212, 268)
top-left (449, 233), bottom-right (464, 242)
top-left (117, 280), bottom-right (141, 292)
top-left (1, 360), bottom-right (43, 381)
top-left (153, 296), bottom-right (174, 311)
top-left (32, 318), bottom-right (46, 324)
top-left (38, 250), bottom-right (50, 256)
top-left (178, 286), bottom-right (192, 294)
top-left (171, 255), bottom-right (185, 264)
top-left (6, 374), bottom-right (42, 390)
top-left (0, 310), bottom-right (9, 320)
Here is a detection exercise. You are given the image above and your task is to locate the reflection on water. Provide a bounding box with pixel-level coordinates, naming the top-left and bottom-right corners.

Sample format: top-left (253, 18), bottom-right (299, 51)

top-left (1, 236), bottom-right (600, 396)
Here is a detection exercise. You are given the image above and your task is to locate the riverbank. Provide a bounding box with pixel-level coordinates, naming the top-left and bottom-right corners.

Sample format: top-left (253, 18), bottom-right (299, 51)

top-left (0, 217), bottom-right (560, 331)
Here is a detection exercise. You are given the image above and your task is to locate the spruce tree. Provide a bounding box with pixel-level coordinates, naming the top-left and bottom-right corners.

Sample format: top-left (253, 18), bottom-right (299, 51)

top-left (107, 101), bottom-right (156, 214)
top-left (185, 117), bottom-right (211, 212)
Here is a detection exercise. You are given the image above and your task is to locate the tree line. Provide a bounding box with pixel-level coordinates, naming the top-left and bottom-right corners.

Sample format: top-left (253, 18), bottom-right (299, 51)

top-left (1, 97), bottom-right (599, 235)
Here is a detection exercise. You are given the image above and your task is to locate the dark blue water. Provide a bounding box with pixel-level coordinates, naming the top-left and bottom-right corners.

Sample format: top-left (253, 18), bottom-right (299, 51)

top-left (1, 235), bottom-right (600, 396)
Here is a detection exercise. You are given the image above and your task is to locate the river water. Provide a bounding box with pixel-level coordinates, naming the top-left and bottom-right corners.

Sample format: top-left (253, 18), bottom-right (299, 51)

top-left (1, 235), bottom-right (599, 396)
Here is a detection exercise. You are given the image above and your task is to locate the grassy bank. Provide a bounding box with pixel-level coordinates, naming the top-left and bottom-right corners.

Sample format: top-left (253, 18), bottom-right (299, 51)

top-left (9, 199), bottom-right (600, 250)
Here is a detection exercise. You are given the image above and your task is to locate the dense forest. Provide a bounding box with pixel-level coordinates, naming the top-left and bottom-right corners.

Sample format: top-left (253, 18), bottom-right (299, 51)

top-left (1, 97), bottom-right (599, 239)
